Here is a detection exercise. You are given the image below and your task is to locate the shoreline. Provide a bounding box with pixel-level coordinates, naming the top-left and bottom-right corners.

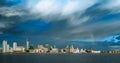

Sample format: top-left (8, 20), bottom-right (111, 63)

top-left (0, 53), bottom-right (120, 55)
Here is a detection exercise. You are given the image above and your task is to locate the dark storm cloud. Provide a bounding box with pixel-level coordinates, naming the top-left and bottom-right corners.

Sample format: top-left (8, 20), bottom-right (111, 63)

top-left (0, 0), bottom-right (120, 43)
top-left (0, 0), bottom-right (24, 6)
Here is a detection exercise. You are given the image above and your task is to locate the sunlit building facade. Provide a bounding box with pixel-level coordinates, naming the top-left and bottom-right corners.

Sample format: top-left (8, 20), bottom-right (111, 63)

top-left (2, 40), bottom-right (8, 53)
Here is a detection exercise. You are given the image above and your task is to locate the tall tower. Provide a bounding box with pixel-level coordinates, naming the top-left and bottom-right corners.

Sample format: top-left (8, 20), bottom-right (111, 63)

top-left (7, 44), bottom-right (9, 52)
top-left (2, 40), bottom-right (7, 53)
top-left (26, 39), bottom-right (29, 50)
top-left (13, 42), bottom-right (17, 50)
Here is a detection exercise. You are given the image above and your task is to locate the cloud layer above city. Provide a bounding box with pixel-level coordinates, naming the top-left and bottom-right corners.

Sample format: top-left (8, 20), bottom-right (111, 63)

top-left (0, 0), bottom-right (120, 45)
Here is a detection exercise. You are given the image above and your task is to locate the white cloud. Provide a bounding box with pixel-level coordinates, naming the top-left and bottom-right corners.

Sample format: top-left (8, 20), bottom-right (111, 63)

top-left (62, 0), bottom-right (98, 15)
top-left (0, 7), bottom-right (24, 17)
top-left (31, 0), bottom-right (62, 16)
top-left (62, 1), bottom-right (80, 15)
top-left (68, 16), bottom-right (90, 26)
top-left (105, 0), bottom-right (120, 8)
top-left (5, 12), bottom-right (24, 17)
top-left (26, 0), bottom-right (98, 26)
top-left (29, 0), bottom-right (98, 16)
top-left (101, 0), bottom-right (120, 13)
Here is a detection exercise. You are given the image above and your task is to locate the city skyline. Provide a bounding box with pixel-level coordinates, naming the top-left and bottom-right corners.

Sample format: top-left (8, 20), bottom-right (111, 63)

top-left (0, 40), bottom-right (120, 54)
top-left (0, 39), bottom-right (120, 51)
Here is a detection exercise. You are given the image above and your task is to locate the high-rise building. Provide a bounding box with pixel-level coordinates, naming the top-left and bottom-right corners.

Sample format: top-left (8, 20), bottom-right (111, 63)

top-left (2, 40), bottom-right (7, 53)
top-left (26, 40), bottom-right (29, 50)
top-left (13, 42), bottom-right (17, 50)
top-left (0, 48), bottom-right (2, 53)
top-left (7, 44), bottom-right (9, 52)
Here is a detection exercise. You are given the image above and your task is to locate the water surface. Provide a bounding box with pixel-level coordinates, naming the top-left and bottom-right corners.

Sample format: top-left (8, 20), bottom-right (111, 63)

top-left (0, 54), bottom-right (120, 63)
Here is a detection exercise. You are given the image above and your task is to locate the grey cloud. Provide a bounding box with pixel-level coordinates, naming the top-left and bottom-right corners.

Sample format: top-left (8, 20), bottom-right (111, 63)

top-left (0, 0), bottom-right (120, 41)
top-left (70, 21), bottom-right (120, 39)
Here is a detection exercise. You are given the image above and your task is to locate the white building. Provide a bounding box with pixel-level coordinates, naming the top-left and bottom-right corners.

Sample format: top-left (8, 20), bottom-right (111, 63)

top-left (7, 44), bottom-right (10, 52)
top-left (13, 42), bottom-right (17, 50)
top-left (50, 48), bottom-right (59, 53)
top-left (34, 49), bottom-right (39, 53)
top-left (26, 40), bottom-right (29, 50)
top-left (9, 48), bottom-right (13, 53)
top-left (80, 48), bottom-right (86, 53)
top-left (14, 46), bottom-right (25, 53)
top-left (74, 48), bottom-right (80, 53)
top-left (60, 49), bottom-right (66, 53)
top-left (44, 48), bottom-right (48, 53)
top-left (92, 50), bottom-right (101, 53)
top-left (2, 40), bottom-right (7, 53)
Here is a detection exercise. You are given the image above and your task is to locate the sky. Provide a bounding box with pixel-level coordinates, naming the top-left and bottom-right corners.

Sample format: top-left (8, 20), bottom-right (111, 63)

top-left (0, 0), bottom-right (120, 50)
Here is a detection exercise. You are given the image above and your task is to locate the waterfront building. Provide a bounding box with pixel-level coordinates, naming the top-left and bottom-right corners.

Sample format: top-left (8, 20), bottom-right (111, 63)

top-left (2, 40), bottom-right (7, 53)
top-left (34, 49), bottom-right (39, 53)
top-left (50, 46), bottom-right (59, 53)
top-left (92, 50), bottom-right (101, 53)
top-left (0, 48), bottom-right (2, 53)
top-left (74, 48), bottom-right (80, 53)
top-left (14, 46), bottom-right (25, 53)
top-left (80, 48), bottom-right (86, 53)
top-left (60, 49), bottom-right (66, 53)
top-left (38, 45), bottom-right (44, 49)
top-left (26, 39), bottom-right (29, 50)
top-left (60, 49), bottom-right (63, 53)
top-left (13, 42), bottom-right (17, 50)
top-left (89, 48), bottom-right (94, 53)
top-left (65, 45), bottom-right (70, 53)
top-left (70, 45), bottom-right (74, 53)
top-left (9, 48), bottom-right (13, 53)
top-left (45, 44), bottom-right (52, 50)
top-left (29, 49), bottom-right (35, 53)
top-left (29, 45), bottom-right (35, 53)
top-left (43, 48), bottom-right (49, 53)
top-left (37, 45), bottom-right (45, 53)
top-left (7, 44), bottom-right (10, 52)
top-left (50, 48), bottom-right (58, 53)
top-left (45, 44), bottom-right (52, 53)
top-left (29, 45), bottom-right (34, 49)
